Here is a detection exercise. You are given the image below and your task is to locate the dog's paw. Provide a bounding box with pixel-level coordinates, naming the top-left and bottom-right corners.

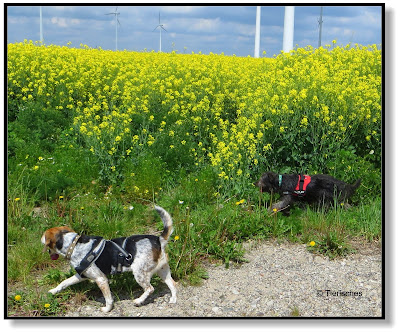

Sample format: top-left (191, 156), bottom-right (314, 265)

top-left (101, 305), bottom-right (113, 313)
top-left (133, 299), bottom-right (143, 306)
top-left (169, 296), bottom-right (177, 304)
top-left (48, 288), bottom-right (58, 295)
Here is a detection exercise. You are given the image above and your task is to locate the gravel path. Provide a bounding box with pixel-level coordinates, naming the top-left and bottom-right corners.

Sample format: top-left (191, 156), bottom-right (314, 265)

top-left (64, 240), bottom-right (382, 318)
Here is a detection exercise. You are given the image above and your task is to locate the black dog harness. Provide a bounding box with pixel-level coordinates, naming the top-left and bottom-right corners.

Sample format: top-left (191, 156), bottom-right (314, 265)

top-left (75, 238), bottom-right (106, 275)
top-left (281, 174), bottom-right (311, 197)
top-left (71, 236), bottom-right (133, 276)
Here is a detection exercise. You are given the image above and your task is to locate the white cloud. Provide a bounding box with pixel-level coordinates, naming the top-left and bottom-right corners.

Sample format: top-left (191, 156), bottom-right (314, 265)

top-left (161, 6), bottom-right (204, 14)
top-left (190, 18), bottom-right (221, 33)
top-left (50, 16), bottom-right (81, 28)
top-left (51, 17), bottom-right (68, 28)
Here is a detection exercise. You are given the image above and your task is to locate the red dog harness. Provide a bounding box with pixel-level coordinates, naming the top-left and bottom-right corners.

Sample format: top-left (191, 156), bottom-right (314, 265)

top-left (282, 174), bottom-right (311, 197)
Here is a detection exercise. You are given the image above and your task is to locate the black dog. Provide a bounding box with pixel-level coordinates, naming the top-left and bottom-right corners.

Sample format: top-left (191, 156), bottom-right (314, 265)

top-left (254, 172), bottom-right (361, 214)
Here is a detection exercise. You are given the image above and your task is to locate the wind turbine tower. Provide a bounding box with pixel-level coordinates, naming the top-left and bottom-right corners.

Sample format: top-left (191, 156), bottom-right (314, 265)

top-left (254, 6), bottom-right (261, 58)
top-left (153, 12), bottom-right (167, 52)
top-left (39, 6), bottom-right (43, 43)
top-left (105, 6), bottom-right (120, 51)
top-left (318, 6), bottom-right (323, 47)
top-left (283, 6), bottom-right (295, 53)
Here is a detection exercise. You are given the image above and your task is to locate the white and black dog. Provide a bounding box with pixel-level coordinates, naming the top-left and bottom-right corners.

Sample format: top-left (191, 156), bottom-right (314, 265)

top-left (41, 205), bottom-right (177, 313)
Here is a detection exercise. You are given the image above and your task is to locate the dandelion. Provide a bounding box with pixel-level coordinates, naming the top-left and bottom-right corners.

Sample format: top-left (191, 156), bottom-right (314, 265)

top-left (174, 235), bottom-right (180, 241)
top-left (33, 165), bottom-right (39, 171)
top-left (44, 303), bottom-right (51, 308)
top-left (272, 208), bottom-right (278, 213)
top-left (14, 295), bottom-right (21, 301)
top-left (14, 197), bottom-right (21, 201)
top-left (59, 195), bottom-right (64, 199)
top-left (309, 241), bottom-right (316, 247)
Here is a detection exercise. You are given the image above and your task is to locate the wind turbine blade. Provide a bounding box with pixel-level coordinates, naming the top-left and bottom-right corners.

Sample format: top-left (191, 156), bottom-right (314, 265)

top-left (159, 12), bottom-right (160, 24)
top-left (161, 26), bottom-right (167, 32)
top-left (115, 6), bottom-right (118, 12)
top-left (153, 26), bottom-right (158, 32)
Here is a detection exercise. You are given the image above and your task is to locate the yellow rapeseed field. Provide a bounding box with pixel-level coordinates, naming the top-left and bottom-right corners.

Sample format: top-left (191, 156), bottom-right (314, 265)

top-left (8, 41), bottom-right (381, 193)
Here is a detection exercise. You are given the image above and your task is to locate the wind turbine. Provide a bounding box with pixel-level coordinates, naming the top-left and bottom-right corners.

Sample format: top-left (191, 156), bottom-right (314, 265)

top-left (105, 6), bottom-right (120, 51)
top-left (39, 6), bottom-right (43, 43)
top-left (318, 6), bottom-right (323, 47)
top-left (283, 6), bottom-right (295, 53)
top-left (254, 6), bottom-right (261, 58)
top-left (153, 12), bottom-right (167, 52)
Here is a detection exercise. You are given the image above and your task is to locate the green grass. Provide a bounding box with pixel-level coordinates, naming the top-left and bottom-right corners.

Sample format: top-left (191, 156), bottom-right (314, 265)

top-left (7, 173), bottom-right (381, 316)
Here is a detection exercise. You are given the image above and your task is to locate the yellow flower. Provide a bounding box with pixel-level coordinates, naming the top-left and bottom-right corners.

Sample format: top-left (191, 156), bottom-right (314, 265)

top-left (44, 303), bottom-right (51, 308)
top-left (300, 117), bottom-right (308, 127)
top-left (14, 295), bottom-right (21, 301)
top-left (309, 241), bottom-right (316, 247)
top-left (33, 165), bottom-right (39, 170)
top-left (59, 195), bottom-right (64, 199)
top-left (14, 197), bottom-right (21, 201)
top-left (236, 199), bottom-right (246, 205)
top-left (174, 235), bottom-right (179, 241)
top-left (272, 208), bottom-right (278, 213)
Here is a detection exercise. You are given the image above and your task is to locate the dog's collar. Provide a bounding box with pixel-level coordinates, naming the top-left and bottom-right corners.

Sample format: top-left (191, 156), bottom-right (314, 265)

top-left (65, 234), bottom-right (81, 260)
top-left (278, 174), bottom-right (283, 187)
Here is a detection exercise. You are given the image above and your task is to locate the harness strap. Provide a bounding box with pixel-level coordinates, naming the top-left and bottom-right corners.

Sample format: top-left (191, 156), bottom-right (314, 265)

top-left (282, 174), bottom-right (311, 197)
top-left (75, 239), bottom-right (106, 276)
top-left (107, 240), bottom-right (133, 273)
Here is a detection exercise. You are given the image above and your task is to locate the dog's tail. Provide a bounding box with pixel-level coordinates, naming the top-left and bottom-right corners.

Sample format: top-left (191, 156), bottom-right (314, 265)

top-left (347, 179), bottom-right (361, 197)
top-left (155, 205), bottom-right (173, 247)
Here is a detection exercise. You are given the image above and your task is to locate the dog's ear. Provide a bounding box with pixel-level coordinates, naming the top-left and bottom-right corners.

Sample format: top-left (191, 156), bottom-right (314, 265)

top-left (42, 236), bottom-right (52, 253)
top-left (267, 172), bottom-right (276, 183)
top-left (254, 173), bottom-right (268, 187)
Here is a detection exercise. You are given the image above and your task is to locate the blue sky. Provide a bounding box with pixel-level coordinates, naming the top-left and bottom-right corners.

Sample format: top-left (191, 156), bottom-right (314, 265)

top-left (6, 4), bottom-right (382, 57)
